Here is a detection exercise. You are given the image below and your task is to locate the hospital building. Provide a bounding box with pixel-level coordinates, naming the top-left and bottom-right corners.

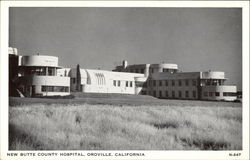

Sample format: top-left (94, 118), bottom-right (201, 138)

top-left (9, 47), bottom-right (238, 101)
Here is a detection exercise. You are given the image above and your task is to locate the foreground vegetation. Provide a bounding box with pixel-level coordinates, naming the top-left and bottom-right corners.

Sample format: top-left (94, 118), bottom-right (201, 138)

top-left (9, 100), bottom-right (242, 150)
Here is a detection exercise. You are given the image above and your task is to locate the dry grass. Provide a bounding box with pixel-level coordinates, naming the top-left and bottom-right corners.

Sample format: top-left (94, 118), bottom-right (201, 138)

top-left (9, 102), bottom-right (242, 150)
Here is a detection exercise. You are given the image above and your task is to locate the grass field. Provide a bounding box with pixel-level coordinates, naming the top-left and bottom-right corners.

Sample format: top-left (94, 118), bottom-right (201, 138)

top-left (9, 97), bottom-right (242, 150)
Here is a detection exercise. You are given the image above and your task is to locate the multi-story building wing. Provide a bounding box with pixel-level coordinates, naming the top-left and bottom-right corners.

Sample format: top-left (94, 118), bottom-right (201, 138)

top-left (17, 54), bottom-right (70, 97)
top-left (113, 60), bottom-right (237, 101)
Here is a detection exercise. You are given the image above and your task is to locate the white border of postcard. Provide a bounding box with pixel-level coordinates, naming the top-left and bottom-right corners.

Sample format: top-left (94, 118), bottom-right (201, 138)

top-left (1, 1), bottom-right (249, 160)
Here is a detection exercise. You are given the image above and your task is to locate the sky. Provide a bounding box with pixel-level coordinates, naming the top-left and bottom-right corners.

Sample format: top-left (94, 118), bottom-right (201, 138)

top-left (9, 7), bottom-right (242, 90)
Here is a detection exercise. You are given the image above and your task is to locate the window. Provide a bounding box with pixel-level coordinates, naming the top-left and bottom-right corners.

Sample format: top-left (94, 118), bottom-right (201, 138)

top-left (172, 91), bottom-right (175, 98)
top-left (185, 91), bottom-right (189, 98)
top-left (185, 79), bottom-right (189, 86)
top-left (151, 68), bottom-right (154, 73)
top-left (192, 80), bottom-right (197, 86)
top-left (223, 92), bottom-right (237, 96)
top-left (118, 80), bottom-right (121, 87)
top-left (159, 91), bottom-right (162, 97)
top-left (48, 67), bottom-right (55, 76)
top-left (159, 80), bottom-right (162, 86)
top-left (153, 80), bottom-right (156, 87)
top-left (126, 81), bottom-right (128, 87)
top-left (141, 69), bottom-right (144, 73)
top-left (165, 80), bottom-right (168, 86)
top-left (130, 81), bottom-right (133, 87)
top-left (209, 92), bottom-right (213, 97)
top-left (113, 80), bottom-right (116, 86)
top-left (179, 80), bottom-right (182, 86)
top-left (193, 91), bottom-right (196, 98)
top-left (135, 81), bottom-right (144, 87)
top-left (165, 91), bottom-right (168, 97)
top-left (41, 86), bottom-right (69, 92)
top-left (179, 91), bottom-right (182, 98)
top-left (172, 80), bottom-right (175, 86)
top-left (215, 92), bottom-right (220, 96)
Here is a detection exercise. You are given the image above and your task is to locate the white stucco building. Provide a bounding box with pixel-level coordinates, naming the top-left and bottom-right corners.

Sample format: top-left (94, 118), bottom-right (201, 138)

top-left (9, 47), bottom-right (238, 101)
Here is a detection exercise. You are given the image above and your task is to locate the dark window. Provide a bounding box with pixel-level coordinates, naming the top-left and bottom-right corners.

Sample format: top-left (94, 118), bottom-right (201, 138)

top-left (165, 80), bottom-right (168, 86)
top-left (126, 81), bottom-right (128, 87)
top-left (41, 86), bottom-right (69, 92)
top-left (118, 80), bottom-right (121, 87)
top-left (193, 91), bottom-right (196, 98)
top-left (179, 80), bottom-right (182, 86)
top-left (141, 69), bottom-right (144, 73)
top-left (135, 81), bottom-right (144, 87)
top-left (185, 79), bottom-right (189, 86)
top-left (179, 91), bottom-right (182, 98)
top-left (165, 91), bottom-right (168, 97)
top-left (159, 91), bottom-right (162, 97)
top-left (143, 82), bottom-right (147, 88)
top-left (185, 91), bottom-right (189, 98)
top-left (159, 80), bottom-right (162, 86)
top-left (172, 80), bottom-right (175, 86)
top-left (153, 80), bottom-right (156, 87)
top-left (130, 81), bottom-right (133, 87)
top-left (172, 91), bottom-right (175, 98)
top-left (215, 92), bottom-right (220, 96)
top-left (223, 92), bottom-right (237, 96)
top-left (113, 80), bottom-right (116, 86)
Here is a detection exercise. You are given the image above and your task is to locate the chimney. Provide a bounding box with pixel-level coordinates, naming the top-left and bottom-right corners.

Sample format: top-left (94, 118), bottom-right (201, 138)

top-left (122, 60), bottom-right (128, 69)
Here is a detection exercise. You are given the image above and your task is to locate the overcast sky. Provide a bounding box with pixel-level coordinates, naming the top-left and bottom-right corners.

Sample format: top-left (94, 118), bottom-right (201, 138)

top-left (9, 7), bottom-right (242, 90)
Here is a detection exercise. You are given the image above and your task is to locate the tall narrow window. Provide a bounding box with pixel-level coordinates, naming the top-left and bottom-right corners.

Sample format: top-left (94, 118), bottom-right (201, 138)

top-left (159, 80), bottom-right (162, 86)
top-left (172, 91), bottom-right (175, 98)
top-left (185, 91), bottom-right (189, 98)
top-left (193, 91), bottom-right (196, 98)
top-left (153, 80), bottom-right (156, 87)
top-left (179, 91), bottom-right (182, 98)
top-left (126, 81), bottom-right (128, 87)
top-left (165, 91), bottom-right (168, 97)
top-left (172, 80), bottom-right (175, 86)
top-left (165, 80), bottom-right (168, 86)
top-left (113, 80), bottom-right (116, 86)
top-left (179, 80), bottom-right (182, 86)
top-left (185, 79), bottom-right (189, 86)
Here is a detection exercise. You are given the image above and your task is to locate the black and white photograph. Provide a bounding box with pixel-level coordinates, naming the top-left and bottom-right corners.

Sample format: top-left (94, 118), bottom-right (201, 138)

top-left (1, 1), bottom-right (249, 160)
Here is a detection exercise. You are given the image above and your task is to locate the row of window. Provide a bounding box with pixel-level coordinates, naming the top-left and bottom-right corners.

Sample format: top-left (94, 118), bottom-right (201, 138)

top-left (41, 86), bottom-right (69, 92)
top-left (22, 67), bottom-right (56, 76)
top-left (203, 92), bottom-right (237, 97)
top-left (113, 80), bottom-right (133, 87)
top-left (144, 90), bottom-right (197, 98)
top-left (148, 79), bottom-right (197, 87)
